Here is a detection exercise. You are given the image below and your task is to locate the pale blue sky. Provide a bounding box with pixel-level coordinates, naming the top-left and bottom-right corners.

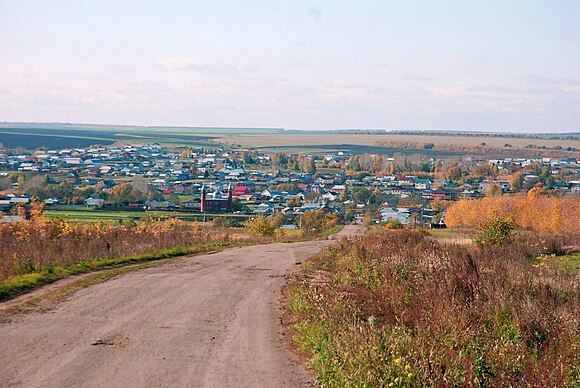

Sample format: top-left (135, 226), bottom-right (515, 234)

top-left (1, 1), bottom-right (578, 131)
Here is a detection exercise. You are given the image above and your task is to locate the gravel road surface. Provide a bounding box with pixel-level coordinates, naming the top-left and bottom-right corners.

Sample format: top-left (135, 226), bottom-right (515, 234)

top-left (0, 225), bottom-right (364, 388)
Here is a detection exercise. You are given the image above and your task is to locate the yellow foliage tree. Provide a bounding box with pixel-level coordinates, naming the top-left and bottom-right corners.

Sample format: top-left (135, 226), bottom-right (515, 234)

top-left (444, 194), bottom-right (579, 235)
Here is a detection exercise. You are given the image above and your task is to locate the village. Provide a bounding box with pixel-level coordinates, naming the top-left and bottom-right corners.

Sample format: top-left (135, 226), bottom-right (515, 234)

top-left (0, 142), bottom-right (578, 227)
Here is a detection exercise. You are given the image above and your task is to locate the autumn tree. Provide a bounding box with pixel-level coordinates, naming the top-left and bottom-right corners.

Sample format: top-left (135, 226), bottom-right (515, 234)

top-left (299, 210), bottom-right (327, 236)
top-left (267, 213), bottom-right (287, 229)
top-left (445, 166), bottom-right (462, 181)
top-left (304, 158), bottom-right (316, 174)
top-left (509, 172), bottom-right (523, 191)
top-left (444, 194), bottom-right (579, 235)
top-left (486, 183), bottom-right (503, 197)
top-left (108, 183), bottom-right (143, 205)
top-left (363, 211), bottom-right (373, 226)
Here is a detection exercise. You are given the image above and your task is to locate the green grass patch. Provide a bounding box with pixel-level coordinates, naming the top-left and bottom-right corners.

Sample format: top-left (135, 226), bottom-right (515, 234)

top-left (319, 224), bottom-right (345, 238)
top-left (535, 253), bottom-right (580, 273)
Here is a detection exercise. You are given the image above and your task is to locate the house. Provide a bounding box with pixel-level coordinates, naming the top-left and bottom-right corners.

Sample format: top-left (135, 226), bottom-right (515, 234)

top-left (1, 215), bottom-right (25, 223)
top-left (398, 176), bottom-right (415, 187)
top-left (253, 202), bottom-right (275, 215)
top-left (65, 173), bottom-right (79, 184)
top-left (414, 178), bottom-right (431, 190)
top-left (261, 189), bottom-right (281, 200)
top-left (85, 197), bottom-right (104, 207)
top-left (145, 200), bottom-right (175, 210)
top-left (44, 197), bottom-right (60, 205)
top-left (9, 195), bottom-right (30, 205)
top-left (184, 198), bottom-right (202, 210)
top-left (431, 189), bottom-right (456, 201)
top-left (321, 191), bottom-right (339, 202)
top-left (478, 180), bottom-right (509, 193)
top-left (380, 207), bottom-right (411, 224)
top-left (233, 185), bottom-right (250, 196)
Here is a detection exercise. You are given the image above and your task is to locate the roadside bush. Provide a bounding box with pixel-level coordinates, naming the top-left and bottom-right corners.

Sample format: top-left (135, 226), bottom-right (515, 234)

top-left (476, 213), bottom-right (515, 245)
top-left (244, 215), bottom-right (275, 237)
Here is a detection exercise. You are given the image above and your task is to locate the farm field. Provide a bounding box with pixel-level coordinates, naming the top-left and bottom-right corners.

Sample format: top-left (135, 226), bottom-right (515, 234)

top-left (263, 144), bottom-right (466, 157)
top-left (217, 132), bottom-right (580, 150)
top-left (2, 123), bottom-right (577, 155)
top-left (0, 127), bottom-right (218, 149)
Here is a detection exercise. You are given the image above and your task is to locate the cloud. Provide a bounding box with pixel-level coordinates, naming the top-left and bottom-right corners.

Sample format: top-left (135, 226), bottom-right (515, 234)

top-left (294, 40), bottom-right (310, 47)
top-left (403, 73), bottom-right (434, 81)
top-left (525, 74), bottom-right (580, 85)
top-left (467, 85), bottom-right (525, 94)
top-left (156, 57), bottom-right (254, 77)
top-left (157, 57), bottom-right (214, 71)
top-left (374, 63), bottom-right (391, 68)
top-left (306, 6), bottom-right (322, 21)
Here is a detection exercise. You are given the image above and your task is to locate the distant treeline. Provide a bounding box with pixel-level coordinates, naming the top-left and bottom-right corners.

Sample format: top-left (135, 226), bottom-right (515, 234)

top-left (320, 129), bottom-right (578, 140)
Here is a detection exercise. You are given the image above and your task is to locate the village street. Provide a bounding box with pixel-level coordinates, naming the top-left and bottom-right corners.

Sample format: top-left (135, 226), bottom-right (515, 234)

top-left (0, 226), bottom-right (364, 388)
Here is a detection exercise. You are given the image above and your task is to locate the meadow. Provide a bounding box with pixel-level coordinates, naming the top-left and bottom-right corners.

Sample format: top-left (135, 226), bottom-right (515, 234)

top-left (43, 209), bottom-right (251, 225)
top-left (286, 229), bottom-right (579, 386)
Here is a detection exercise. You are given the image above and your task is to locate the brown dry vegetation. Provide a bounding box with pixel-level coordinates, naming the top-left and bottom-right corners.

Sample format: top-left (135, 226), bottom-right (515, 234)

top-left (287, 230), bottom-right (579, 386)
top-left (0, 215), bottom-right (253, 283)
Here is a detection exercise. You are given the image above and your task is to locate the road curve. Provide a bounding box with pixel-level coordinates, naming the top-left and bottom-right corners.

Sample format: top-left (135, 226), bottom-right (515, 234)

top-left (0, 225), bottom-right (364, 388)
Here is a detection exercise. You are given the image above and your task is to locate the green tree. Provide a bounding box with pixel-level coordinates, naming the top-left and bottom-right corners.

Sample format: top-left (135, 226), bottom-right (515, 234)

top-left (352, 187), bottom-right (371, 204)
top-left (348, 156), bottom-right (361, 172)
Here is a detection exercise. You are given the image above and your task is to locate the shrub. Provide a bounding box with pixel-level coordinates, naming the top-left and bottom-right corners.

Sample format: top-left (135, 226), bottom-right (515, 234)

top-left (476, 214), bottom-right (515, 245)
top-left (244, 215), bottom-right (275, 237)
top-left (381, 218), bottom-right (403, 229)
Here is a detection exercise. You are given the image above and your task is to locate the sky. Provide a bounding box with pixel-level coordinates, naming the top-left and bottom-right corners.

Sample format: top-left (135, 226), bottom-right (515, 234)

top-left (0, 1), bottom-right (579, 132)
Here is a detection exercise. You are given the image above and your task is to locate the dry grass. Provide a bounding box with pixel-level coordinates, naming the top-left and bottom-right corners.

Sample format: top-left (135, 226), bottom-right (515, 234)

top-left (0, 216), bottom-right (255, 283)
top-left (287, 229), bottom-right (579, 386)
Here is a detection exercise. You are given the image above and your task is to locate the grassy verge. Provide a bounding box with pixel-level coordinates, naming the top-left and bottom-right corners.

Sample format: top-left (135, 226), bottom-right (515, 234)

top-left (319, 224), bottom-right (344, 238)
top-left (286, 229), bottom-right (579, 386)
top-left (0, 241), bottom-right (249, 302)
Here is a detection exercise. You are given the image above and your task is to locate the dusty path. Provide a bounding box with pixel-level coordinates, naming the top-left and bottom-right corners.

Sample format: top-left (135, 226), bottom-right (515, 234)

top-left (0, 225), bottom-right (364, 388)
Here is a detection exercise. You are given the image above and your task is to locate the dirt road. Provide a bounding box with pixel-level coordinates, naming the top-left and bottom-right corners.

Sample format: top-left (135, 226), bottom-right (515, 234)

top-left (0, 225), bottom-right (364, 388)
